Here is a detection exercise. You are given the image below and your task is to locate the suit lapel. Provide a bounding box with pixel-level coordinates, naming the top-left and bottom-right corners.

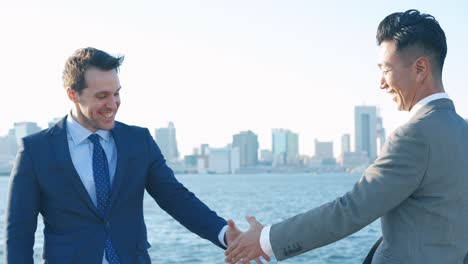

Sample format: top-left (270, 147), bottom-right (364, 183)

top-left (108, 122), bottom-right (129, 212)
top-left (49, 117), bottom-right (101, 218)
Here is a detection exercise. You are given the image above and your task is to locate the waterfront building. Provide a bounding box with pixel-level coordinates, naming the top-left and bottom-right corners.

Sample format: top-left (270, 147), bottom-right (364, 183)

top-left (13, 122), bottom-right (41, 143)
top-left (272, 129), bottom-right (299, 166)
top-left (341, 134), bottom-right (351, 154)
top-left (155, 122), bottom-right (179, 162)
top-left (208, 146), bottom-right (240, 174)
top-left (355, 106), bottom-right (377, 161)
top-left (259, 149), bottom-right (273, 165)
top-left (232, 130), bottom-right (258, 167)
top-left (340, 151), bottom-right (369, 170)
top-left (314, 139), bottom-right (334, 160)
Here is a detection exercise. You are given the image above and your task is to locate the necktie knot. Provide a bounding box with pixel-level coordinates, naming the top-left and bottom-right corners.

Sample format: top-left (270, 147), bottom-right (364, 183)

top-left (88, 134), bottom-right (101, 145)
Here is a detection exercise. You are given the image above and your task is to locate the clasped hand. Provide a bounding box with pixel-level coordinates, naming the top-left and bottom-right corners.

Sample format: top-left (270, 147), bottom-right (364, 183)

top-left (225, 216), bottom-right (271, 264)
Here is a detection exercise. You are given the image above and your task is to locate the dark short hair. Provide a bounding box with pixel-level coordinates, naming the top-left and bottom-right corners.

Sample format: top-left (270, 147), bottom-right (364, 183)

top-left (376, 9), bottom-right (447, 74)
top-left (63, 47), bottom-right (124, 94)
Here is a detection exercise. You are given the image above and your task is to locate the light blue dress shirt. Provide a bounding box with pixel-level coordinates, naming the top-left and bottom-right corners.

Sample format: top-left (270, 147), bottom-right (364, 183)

top-left (66, 114), bottom-right (117, 264)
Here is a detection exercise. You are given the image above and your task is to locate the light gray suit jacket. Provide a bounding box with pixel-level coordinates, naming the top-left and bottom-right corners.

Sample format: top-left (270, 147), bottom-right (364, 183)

top-left (270, 99), bottom-right (468, 263)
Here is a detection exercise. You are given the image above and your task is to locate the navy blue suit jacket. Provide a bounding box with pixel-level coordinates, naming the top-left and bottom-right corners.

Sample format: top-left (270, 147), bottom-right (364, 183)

top-left (4, 117), bottom-right (227, 263)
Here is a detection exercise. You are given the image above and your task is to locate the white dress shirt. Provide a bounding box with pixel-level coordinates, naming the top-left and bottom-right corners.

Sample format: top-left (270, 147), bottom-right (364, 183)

top-left (409, 92), bottom-right (450, 118)
top-left (259, 92), bottom-right (451, 258)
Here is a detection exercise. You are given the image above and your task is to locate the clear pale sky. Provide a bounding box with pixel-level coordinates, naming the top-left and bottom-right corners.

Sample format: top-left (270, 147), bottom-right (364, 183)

top-left (1, 0), bottom-right (467, 157)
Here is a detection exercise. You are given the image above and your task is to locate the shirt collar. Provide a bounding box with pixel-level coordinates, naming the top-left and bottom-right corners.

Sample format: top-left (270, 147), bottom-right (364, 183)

top-left (66, 112), bottom-right (111, 146)
top-left (409, 92), bottom-right (450, 118)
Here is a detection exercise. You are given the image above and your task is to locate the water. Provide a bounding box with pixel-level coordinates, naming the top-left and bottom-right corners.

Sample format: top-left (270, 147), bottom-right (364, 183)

top-left (0, 173), bottom-right (381, 263)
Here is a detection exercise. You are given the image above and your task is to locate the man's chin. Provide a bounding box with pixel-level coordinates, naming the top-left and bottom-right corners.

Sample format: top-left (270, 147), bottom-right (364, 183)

top-left (394, 100), bottom-right (404, 111)
top-left (100, 121), bottom-right (115, 130)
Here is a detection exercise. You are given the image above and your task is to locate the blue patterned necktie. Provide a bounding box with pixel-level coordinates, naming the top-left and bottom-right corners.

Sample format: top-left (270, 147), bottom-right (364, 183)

top-left (88, 134), bottom-right (120, 264)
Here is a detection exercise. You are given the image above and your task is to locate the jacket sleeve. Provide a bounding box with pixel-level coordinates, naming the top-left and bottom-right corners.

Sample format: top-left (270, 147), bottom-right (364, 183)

top-left (142, 129), bottom-right (227, 249)
top-left (4, 138), bottom-right (40, 264)
top-left (270, 125), bottom-right (429, 260)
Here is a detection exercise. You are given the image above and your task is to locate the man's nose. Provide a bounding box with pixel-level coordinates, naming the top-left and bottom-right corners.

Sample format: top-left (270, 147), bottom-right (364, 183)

top-left (106, 97), bottom-right (119, 109)
top-left (380, 75), bottom-right (388, 89)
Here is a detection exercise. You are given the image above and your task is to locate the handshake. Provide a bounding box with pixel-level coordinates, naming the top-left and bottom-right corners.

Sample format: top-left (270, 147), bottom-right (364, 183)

top-left (224, 216), bottom-right (272, 264)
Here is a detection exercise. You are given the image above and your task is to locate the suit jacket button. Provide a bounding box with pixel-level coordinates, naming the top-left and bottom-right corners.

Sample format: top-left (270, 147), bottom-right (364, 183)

top-left (104, 221), bottom-right (111, 233)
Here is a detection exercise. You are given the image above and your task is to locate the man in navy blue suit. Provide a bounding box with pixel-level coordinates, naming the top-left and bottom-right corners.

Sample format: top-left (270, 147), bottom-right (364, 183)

top-left (4, 47), bottom-right (270, 263)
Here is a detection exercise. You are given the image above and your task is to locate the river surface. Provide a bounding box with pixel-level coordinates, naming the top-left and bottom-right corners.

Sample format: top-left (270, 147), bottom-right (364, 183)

top-left (0, 173), bottom-right (381, 263)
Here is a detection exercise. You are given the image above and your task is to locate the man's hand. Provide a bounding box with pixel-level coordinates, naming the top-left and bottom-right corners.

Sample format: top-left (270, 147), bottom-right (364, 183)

top-left (226, 219), bottom-right (241, 246)
top-left (225, 216), bottom-right (271, 264)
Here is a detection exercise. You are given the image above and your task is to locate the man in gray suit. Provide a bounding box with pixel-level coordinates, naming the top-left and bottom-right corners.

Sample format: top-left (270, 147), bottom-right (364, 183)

top-left (225, 9), bottom-right (468, 264)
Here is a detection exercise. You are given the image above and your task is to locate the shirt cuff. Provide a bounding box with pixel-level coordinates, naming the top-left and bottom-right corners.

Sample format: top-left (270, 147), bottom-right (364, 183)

top-left (260, 225), bottom-right (274, 257)
top-left (218, 225), bottom-right (229, 248)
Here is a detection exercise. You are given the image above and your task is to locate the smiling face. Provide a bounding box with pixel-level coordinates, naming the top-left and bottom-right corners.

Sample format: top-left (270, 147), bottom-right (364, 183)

top-left (378, 40), bottom-right (419, 111)
top-left (68, 67), bottom-right (121, 131)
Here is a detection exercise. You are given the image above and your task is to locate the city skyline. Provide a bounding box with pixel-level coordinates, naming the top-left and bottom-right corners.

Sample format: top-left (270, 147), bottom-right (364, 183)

top-left (2, 107), bottom-right (465, 174)
top-left (1, 105), bottom-right (381, 160)
top-left (1, 1), bottom-right (467, 157)
top-left (1, 103), bottom-right (467, 158)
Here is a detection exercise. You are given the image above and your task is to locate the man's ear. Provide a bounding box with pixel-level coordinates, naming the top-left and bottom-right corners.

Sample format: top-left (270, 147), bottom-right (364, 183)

top-left (415, 56), bottom-right (429, 82)
top-left (66, 88), bottom-right (79, 103)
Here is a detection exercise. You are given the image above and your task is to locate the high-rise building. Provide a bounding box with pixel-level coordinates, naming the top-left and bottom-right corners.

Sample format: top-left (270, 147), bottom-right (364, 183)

top-left (184, 155), bottom-right (198, 168)
top-left (13, 122), bottom-right (41, 143)
top-left (340, 152), bottom-right (369, 169)
top-left (232, 131), bottom-right (258, 167)
top-left (260, 149), bottom-right (273, 164)
top-left (208, 146), bottom-right (240, 174)
top-left (272, 129), bottom-right (299, 165)
top-left (272, 129), bottom-right (286, 165)
top-left (0, 135), bottom-right (18, 160)
top-left (286, 132), bottom-right (299, 164)
top-left (200, 144), bottom-right (209, 156)
top-left (341, 134), bottom-right (351, 154)
top-left (355, 106), bottom-right (377, 161)
top-left (314, 139), bottom-right (334, 160)
top-left (155, 122), bottom-right (179, 162)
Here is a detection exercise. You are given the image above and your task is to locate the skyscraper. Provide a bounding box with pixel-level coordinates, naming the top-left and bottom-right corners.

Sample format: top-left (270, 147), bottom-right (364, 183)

top-left (286, 132), bottom-right (299, 164)
top-left (260, 149), bottom-right (273, 164)
top-left (155, 122), bottom-right (179, 162)
top-left (355, 106), bottom-right (377, 161)
top-left (232, 131), bottom-right (258, 167)
top-left (200, 144), bottom-right (209, 156)
top-left (0, 134), bottom-right (18, 160)
top-left (13, 122), bottom-right (41, 143)
top-left (314, 139), bottom-right (334, 160)
top-left (272, 129), bottom-right (299, 165)
top-left (341, 134), bottom-right (351, 154)
top-left (272, 129), bottom-right (287, 165)
top-left (208, 146), bottom-right (240, 174)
